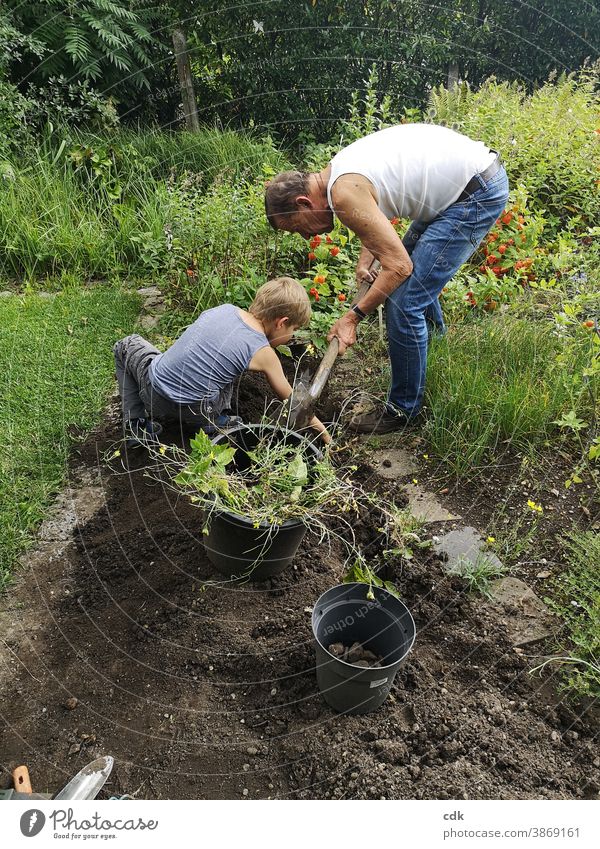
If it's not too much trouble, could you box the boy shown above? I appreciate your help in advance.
[113,276,330,445]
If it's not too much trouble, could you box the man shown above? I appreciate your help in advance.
[265,123,509,433]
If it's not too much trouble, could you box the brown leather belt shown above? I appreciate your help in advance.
[456,153,502,202]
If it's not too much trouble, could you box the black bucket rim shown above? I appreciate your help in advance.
[312,582,416,671]
[209,423,322,531]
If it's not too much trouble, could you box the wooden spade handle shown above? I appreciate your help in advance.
[309,262,379,401]
[13,765,32,794]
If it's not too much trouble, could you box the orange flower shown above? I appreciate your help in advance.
[502,213,513,225]
[498,244,507,254]
[338,293,347,302]
[314,274,326,285]
[330,246,340,256]
[186,268,195,277]
[583,320,595,328]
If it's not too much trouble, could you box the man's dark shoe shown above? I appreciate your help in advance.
[348,406,421,434]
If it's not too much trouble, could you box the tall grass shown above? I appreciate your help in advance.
[0,126,290,281]
[109,126,289,185]
[424,315,595,473]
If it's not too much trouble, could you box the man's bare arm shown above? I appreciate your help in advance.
[331,174,413,314]
[327,175,413,352]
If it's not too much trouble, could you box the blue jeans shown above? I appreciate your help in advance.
[385,166,509,417]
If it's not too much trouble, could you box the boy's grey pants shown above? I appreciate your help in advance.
[113,334,233,425]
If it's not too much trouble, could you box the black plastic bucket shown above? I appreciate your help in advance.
[203,425,321,581]
[312,582,416,714]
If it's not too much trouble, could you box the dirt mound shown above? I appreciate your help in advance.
[0,402,598,800]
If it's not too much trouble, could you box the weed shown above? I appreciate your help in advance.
[446,553,508,599]
[542,530,600,698]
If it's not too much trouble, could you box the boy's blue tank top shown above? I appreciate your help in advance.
[149,304,269,405]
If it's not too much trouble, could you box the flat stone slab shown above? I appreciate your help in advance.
[139,314,160,331]
[403,483,458,522]
[434,525,501,568]
[372,448,418,479]
[489,576,558,647]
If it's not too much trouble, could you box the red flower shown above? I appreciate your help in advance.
[307,251,316,260]
[492,265,502,275]
[502,213,513,225]
[583,320,595,328]
[390,217,400,226]
[330,246,340,256]
[487,255,498,265]
[498,244,507,254]
[338,293,347,302]
[325,235,333,243]
[479,265,487,273]
[309,287,318,297]
[314,274,326,285]
[309,235,322,248]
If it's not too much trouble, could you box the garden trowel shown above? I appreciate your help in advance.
[283,261,379,432]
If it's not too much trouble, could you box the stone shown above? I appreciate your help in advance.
[139,314,159,331]
[434,526,503,570]
[327,642,346,658]
[402,483,458,522]
[346,642,364,663]
[489,576,558,646]
[372,448,418,479]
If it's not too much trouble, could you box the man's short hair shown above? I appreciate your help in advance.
[264,170,310,229]
[249,276,311,327]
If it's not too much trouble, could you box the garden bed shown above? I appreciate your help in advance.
[0,386,598,801]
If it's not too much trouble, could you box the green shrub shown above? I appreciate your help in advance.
[428,70,600,233]
[0,78,33,155]
[161,174,305,321]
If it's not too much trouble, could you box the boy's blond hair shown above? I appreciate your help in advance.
[249,276,311,327]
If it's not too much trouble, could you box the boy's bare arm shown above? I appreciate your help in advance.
[249,347,331,443]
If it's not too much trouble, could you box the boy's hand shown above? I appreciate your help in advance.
[310,415,331,444]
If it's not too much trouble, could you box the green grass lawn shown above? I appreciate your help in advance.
[0,288,140,589]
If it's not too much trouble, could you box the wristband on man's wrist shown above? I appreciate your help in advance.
[350,303,367,320]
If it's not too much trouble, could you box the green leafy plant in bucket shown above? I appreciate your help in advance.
[142,427,411,594]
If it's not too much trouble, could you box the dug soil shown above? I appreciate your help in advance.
[0,373,598,801]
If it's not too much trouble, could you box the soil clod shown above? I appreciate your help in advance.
[328,641,384,667]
